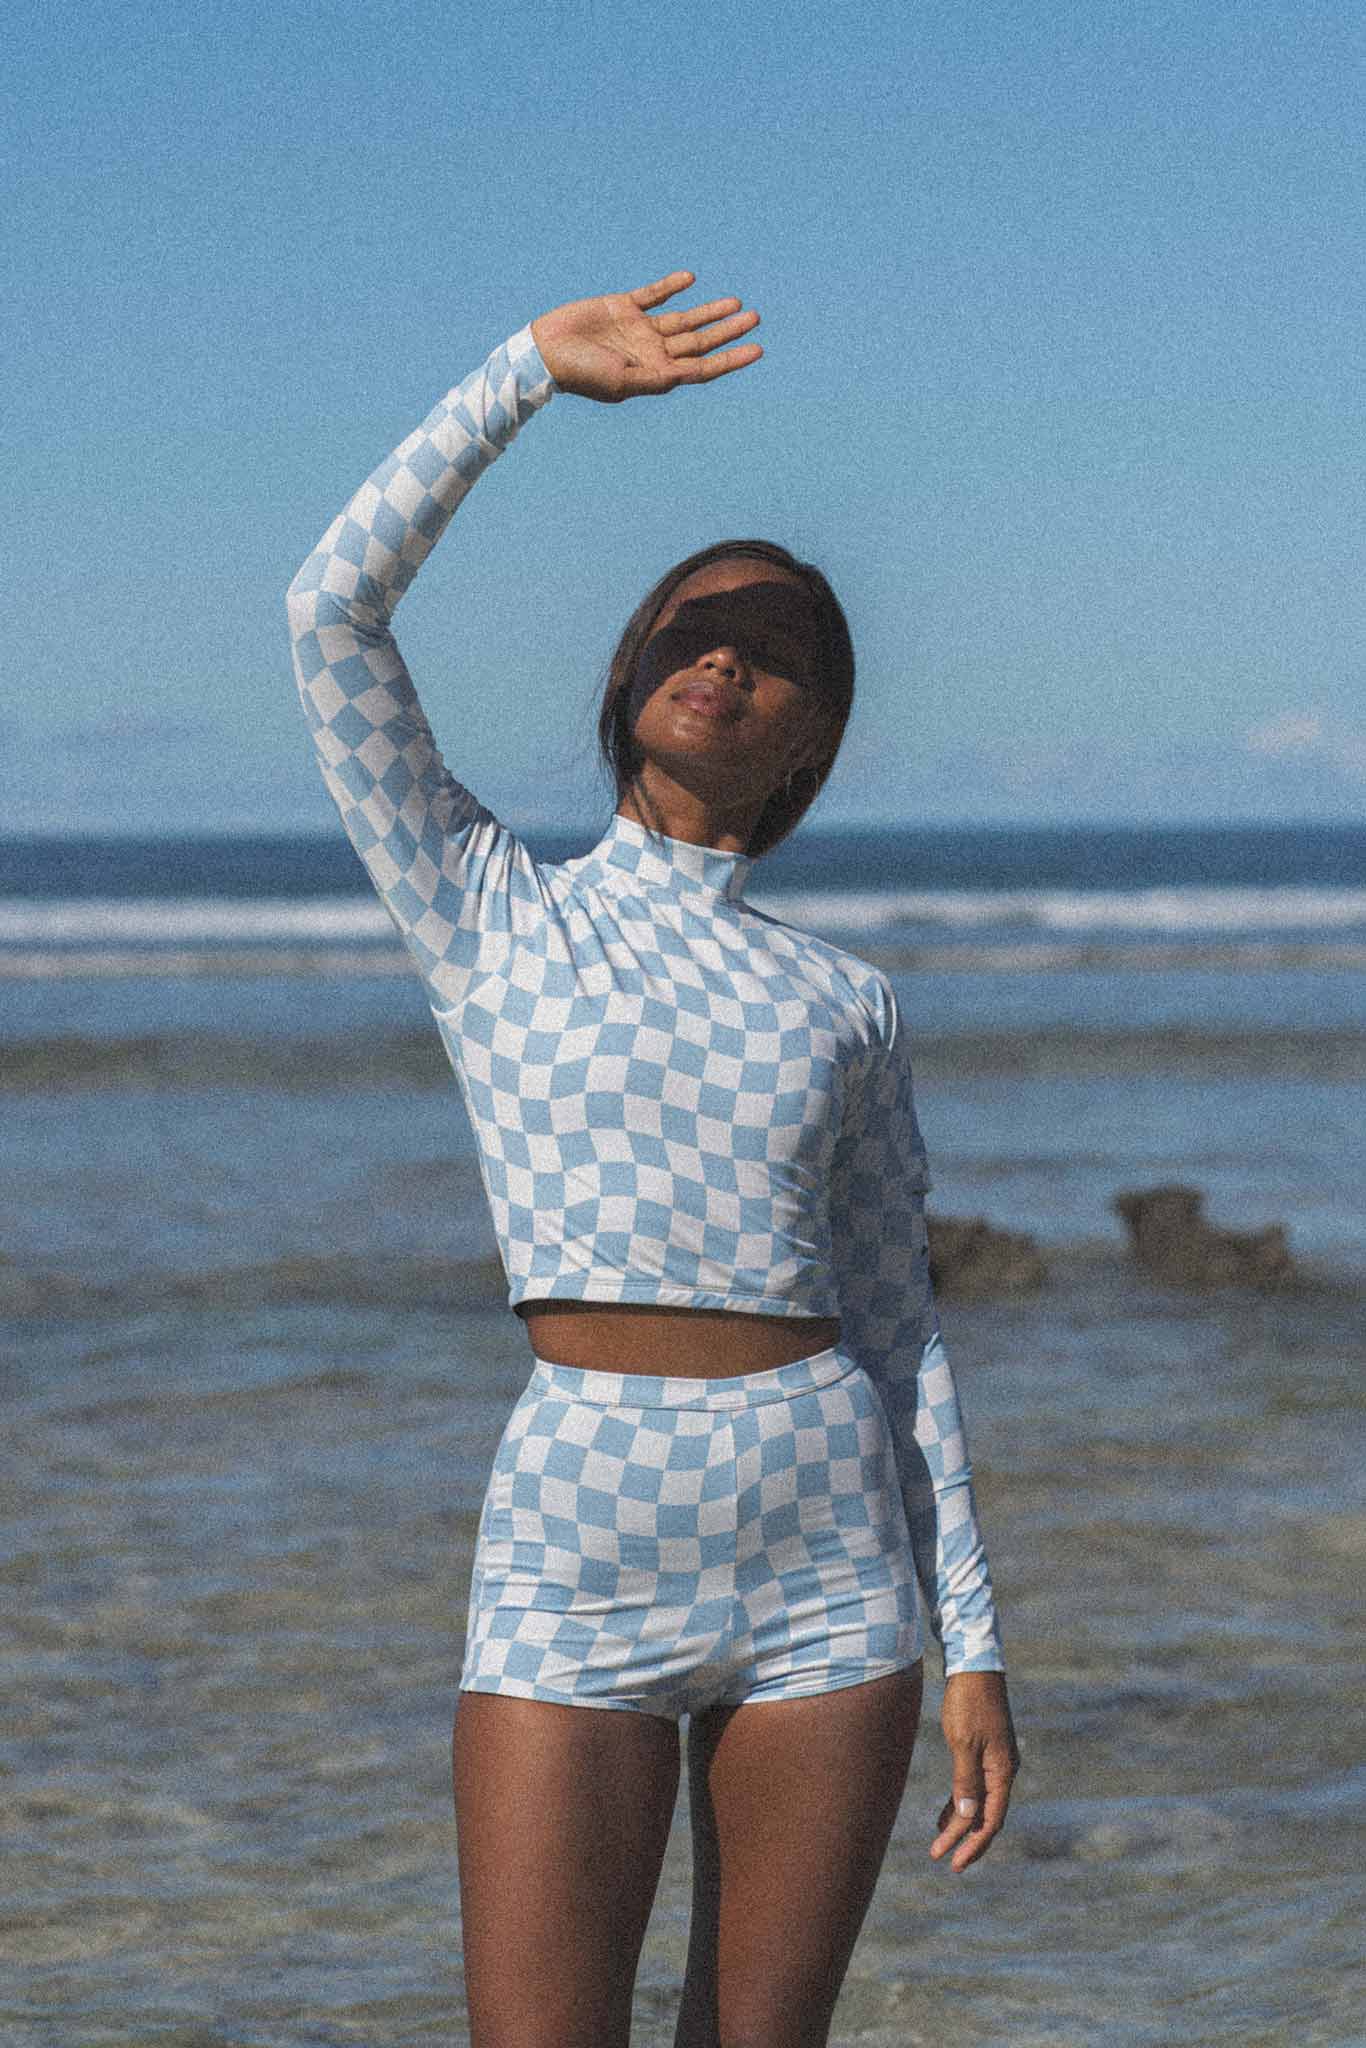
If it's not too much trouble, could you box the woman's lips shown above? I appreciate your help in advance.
[673,680,742,720]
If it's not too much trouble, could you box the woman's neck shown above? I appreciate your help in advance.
[616,768,762,854]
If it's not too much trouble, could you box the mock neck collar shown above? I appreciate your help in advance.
[586,813,754,902]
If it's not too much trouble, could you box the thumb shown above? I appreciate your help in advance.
[930,1760,985,1861]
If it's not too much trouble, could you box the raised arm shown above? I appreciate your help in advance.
[829,989,1018,1868]
[285,326,554,998]
[286,272,761,1003]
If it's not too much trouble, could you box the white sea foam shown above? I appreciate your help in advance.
[2,884,1365,964]
[0,897,394,943]
[750,885,1366,937]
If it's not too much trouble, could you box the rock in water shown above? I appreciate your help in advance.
[1112,1184,1296,1289]
[926,1215,1048,1301]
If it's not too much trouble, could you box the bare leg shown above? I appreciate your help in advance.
[452,1691,681,2048]
[675,1664,923,2048]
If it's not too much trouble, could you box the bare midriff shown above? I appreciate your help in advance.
[518,1302,843,1378]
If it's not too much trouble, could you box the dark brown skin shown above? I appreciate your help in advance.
[451,272,1019,2048]
[522,1299,844,1376]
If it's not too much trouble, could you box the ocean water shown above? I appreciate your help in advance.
[3,823,1364,2045]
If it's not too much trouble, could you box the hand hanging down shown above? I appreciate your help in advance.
[532,270,762,402]
[931,1669,1020,1872]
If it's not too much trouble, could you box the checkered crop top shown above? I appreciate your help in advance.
[286,326,1003,1673]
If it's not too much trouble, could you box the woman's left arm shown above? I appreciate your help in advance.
[829,983,1019,1869]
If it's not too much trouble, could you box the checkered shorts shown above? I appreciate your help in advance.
[460,1344,923,1717]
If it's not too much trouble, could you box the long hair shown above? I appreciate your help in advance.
[597,540,855,858]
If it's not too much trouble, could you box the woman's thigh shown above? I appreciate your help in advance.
[452,1692,681,2048]
[676,1664,924,2048]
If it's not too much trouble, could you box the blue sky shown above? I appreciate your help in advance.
[8,0,1366,834]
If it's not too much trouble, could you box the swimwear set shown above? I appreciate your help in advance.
[287,325,1005,1715]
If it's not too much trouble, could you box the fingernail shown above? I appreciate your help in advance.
[956,1796,977,1818]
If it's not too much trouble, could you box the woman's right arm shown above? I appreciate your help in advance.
[286,273,761,995]
[285,325,556,998]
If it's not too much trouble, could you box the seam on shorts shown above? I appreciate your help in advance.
[526,1344,858,1411]
[713,1654,925,1709]
[457,1675,681,1720]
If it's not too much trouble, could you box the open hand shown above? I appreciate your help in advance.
[930,1670,1019,1872]
[531,270,762,402]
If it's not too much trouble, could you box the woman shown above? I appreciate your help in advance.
[287,271,1017,2048]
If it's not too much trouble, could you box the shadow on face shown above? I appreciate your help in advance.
[627,570,824,727]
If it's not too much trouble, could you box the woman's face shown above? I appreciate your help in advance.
[627,558,825,809]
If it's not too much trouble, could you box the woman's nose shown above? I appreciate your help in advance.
[699,644,747,680]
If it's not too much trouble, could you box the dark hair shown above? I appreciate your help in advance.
[597,539,855,858]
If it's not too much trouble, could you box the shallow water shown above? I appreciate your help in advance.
[4,1252,1364,2046]
[4,935,1364,2044]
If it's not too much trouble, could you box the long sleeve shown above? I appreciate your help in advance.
[285,326,556,1005]
[829,985,1005,1675]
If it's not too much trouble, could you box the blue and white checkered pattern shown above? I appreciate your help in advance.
[286,328,1004,1676]
[461,1347,922,1714]
[830,1055,1004,1671]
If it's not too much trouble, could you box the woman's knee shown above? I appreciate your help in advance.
[712,2010,836,2048]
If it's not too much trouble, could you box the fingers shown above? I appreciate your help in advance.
[670,339,764,384]
[932,1669,1018,1871]
[556,274,761,398]
[931,1753,1013,1872]
[629,269,697,310]
[623,319,762,392]
[977,1760,1014,1850]
[664,307,761,358]
[930,1703,1018,1874]
[931,1797,998,1872]
[613,339,763,397]
[930,1777,987,1870]
[658,307,762,388]
[653,295,745,337]
[617,274,763,391]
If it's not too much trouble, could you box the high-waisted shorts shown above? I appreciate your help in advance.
[459,1344,923,1718]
